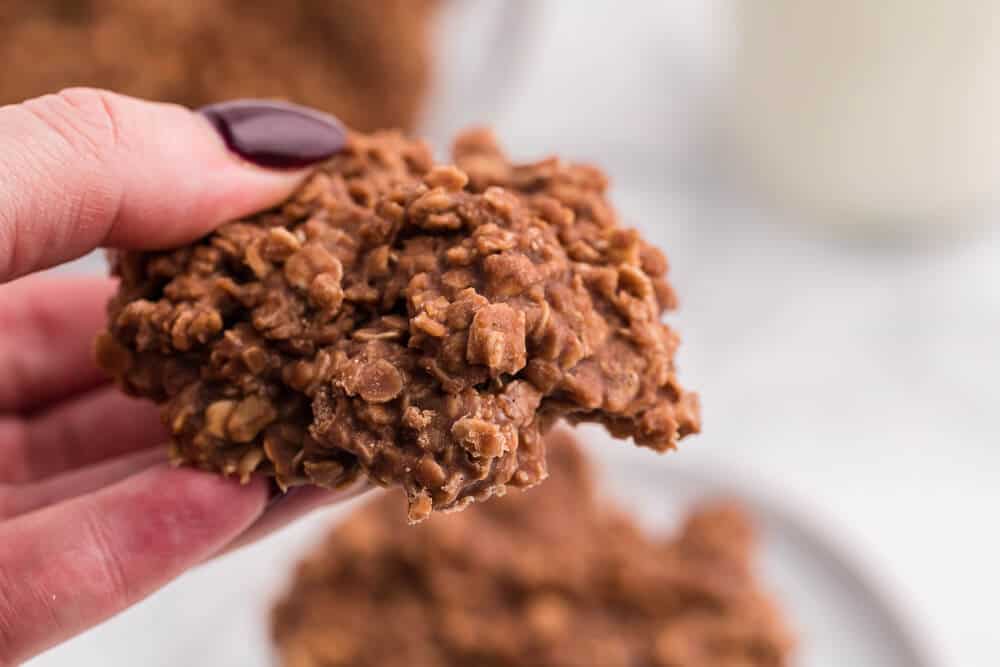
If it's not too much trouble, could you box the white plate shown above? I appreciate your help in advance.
[31,434,945,667]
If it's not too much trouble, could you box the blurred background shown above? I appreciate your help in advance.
[11,1,999,665]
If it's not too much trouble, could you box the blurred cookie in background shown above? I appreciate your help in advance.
[0,0,439,132]
[271,430,794,667]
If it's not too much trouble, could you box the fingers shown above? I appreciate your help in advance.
[0,448,166,519]
[0,465,268,664]
[222,480,373,555]
[0,89,331,282]
[0,275,115,413]
[0,387,165,484]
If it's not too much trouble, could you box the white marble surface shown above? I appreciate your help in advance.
[27,1,1000,665]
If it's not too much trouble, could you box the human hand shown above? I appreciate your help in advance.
[0,89,361,664]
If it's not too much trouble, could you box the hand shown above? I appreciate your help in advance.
[0,88,358,664]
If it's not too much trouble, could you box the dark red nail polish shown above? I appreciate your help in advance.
[199,99,347,169]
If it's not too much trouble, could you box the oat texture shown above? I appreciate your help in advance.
[272,432,793,667]
[0,0,438,132]
[96,129,700,522]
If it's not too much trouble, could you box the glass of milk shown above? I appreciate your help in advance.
[722,0,1000,227]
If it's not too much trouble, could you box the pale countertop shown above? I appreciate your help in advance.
[30,1,1000,665]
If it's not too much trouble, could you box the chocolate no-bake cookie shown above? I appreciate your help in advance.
[0,0,437,132]
[96,128,700,522]
[272,432,793,667]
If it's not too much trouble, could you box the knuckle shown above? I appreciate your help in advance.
[52,87,124,158]
[22,88,119,161]
[79,506,132,611]
[16,88,126,246]
[20,88,126,174]
[0,502,132,664]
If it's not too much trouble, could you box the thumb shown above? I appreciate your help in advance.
[0,89,346,283]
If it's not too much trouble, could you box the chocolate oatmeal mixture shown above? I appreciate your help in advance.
[0,0,437,132]
[272,432,794,667]
[96,128,700,522]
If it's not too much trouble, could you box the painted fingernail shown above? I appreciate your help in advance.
[198,99,347,169]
